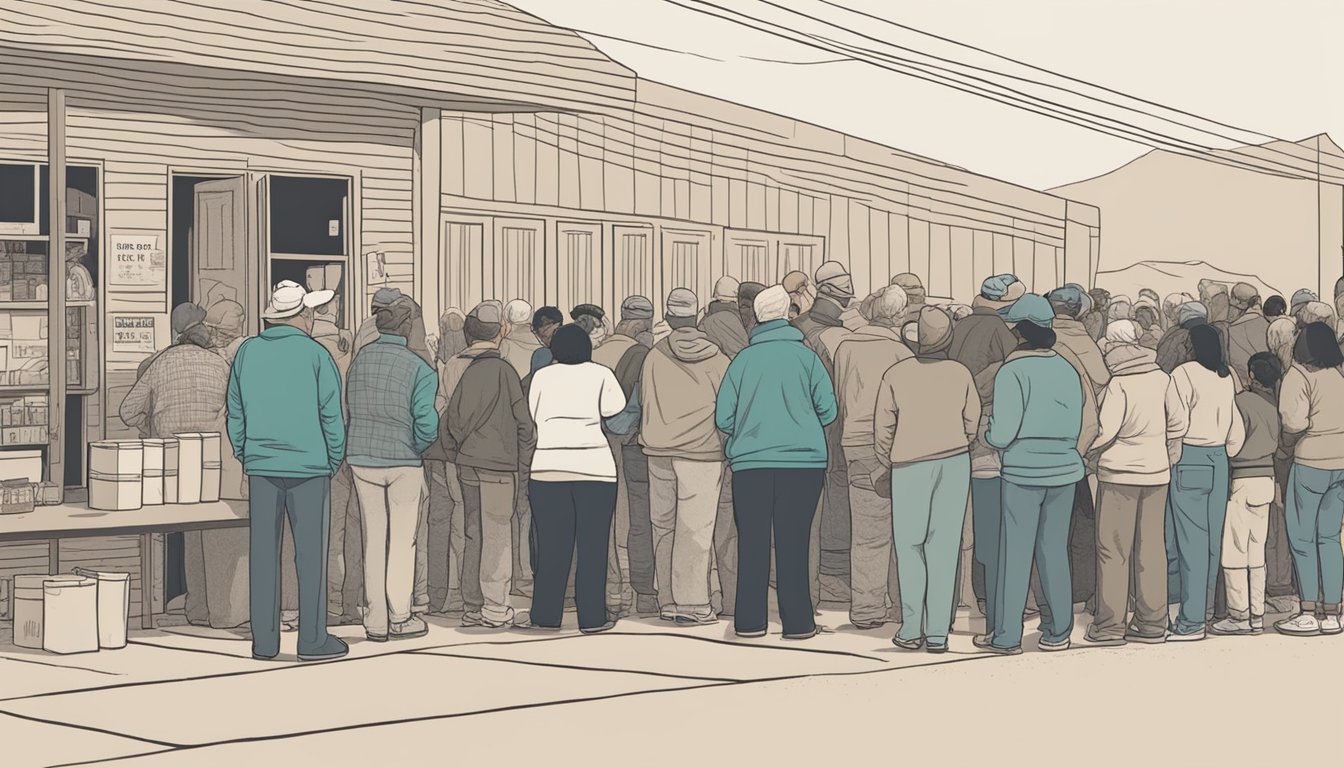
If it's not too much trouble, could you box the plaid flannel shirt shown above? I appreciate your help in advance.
[345,334,439,467]
[120,344,230,438]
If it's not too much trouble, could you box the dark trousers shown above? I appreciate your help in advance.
[1069,478,1096,604]
[733,467,824,636]
[249,475,331,658]
[623,444,655,598]
[528,480,616,630]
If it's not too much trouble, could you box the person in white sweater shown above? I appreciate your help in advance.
[524,324,627,634]
[1085,336,1184,645]
[1165,324,1245,641]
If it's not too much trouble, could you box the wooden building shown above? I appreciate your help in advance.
[0,0,1099,622]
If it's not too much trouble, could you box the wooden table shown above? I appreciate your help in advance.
[0,500,250,629]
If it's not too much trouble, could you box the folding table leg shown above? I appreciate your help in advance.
[140,532,153,630]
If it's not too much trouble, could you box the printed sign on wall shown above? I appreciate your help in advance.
[112,315,158,354]
[109,234,167,290]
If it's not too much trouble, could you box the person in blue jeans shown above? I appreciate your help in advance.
[1275,322,1344,636]
[976,294,1085,655]
[1165,324,1244,640]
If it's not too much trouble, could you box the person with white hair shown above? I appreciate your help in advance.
[830,285,912,629]
[715,285,837,640]
[498,299,539,378]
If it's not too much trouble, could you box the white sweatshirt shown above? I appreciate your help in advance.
[1092,367,1183,486]
[528,361,627,482]
[1167,362,1245,457]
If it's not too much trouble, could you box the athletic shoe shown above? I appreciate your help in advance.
[1210,618,1258,636]
[1320,614,1342,635]
[891,636,923,651]
[1275,613,1321,636]
[297,635,349,662]
[580,621,618,635]
[391,616,429,639]
[1038,637,1071,652]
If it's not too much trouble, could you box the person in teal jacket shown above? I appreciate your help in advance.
[227,280,348,663]
[715,284,837,640]
[976,294,1085,655]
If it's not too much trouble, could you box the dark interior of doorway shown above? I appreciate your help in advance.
[164,175,226,604]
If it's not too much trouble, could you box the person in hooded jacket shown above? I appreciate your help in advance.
[1166,324,1245,641]
[874,306,978,654]
[1274,323,1344,636]
[1084,320,1183,646]
[700,276,749,359]
[950,274,1022,378]
[715,285,837,641]
[1226,283,1270,382]
[977,295,1085,655]
[831,285,912,629]
[640,289,731,625]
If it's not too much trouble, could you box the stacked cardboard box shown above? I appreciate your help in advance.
[0,394,47,446]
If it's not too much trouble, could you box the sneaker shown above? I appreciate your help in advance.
[1321,615,1343,635]
[981,642,1023,656]
[1123,624,1168,644]
[460,611,486,628]
[251,650,279,661]
[1083,626,1127,647]
[1250,616,1265,633]
[297,635,349,662]
[925,638,948,654]
[580,620,618,635]
[1038,637,1071,652]
[891,636,924,651]
[1210,618,1256,636]
[1275,613,1321,636]
[1167,627,1206,643]
[971,634,995,650]
[783,625,834,641]
[735,627,767,639]
[674,612,719,627]
[851,619,886,631]
[513,617,562,633]
[391,616,429,639]
[365,631,389,643]
[476,613,515,630]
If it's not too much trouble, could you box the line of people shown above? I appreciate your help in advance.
[132,260,1344,660]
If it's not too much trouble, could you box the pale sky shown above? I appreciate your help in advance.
[510,0,1344,190]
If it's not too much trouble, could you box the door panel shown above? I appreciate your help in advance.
[441,215,489,312]
[660,228,712,317]
[495,218,545,306]
[726,234,777,285]
[611,224,653,313]
[556,221,601,313]
[193,177,248,321]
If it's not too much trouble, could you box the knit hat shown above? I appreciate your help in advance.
[869,284,908,325]
[1291,289,1318,314]
[1106,319,1139,345]
[917,306,954,356]
[371,287,404,309]
[504,299,532,325]
[664,288,698,319]
[571,303,605,322]
[1002,294,1055,328]
[466,300,503,337]
[1230,282,1260,310]
[620,296,654,321]
[739,281,767,302]
[1046,285,1086,317]
[713,276,740,302]
[753,285,791,323]
[1177,301,1209,325]
[814,261,855,300]
[171,302,207,334]
[891,272,925,296]
[203,299,244,335]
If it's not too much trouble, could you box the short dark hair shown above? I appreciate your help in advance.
[1190,323,1229,377]
[550,324,593,364]
[1264,296,1287,317]
[1247,352,1282,390]
[1014,321,1056,349]
[1134,305,1159,329]
[1294,322,1344,368]
[532,306,563,332]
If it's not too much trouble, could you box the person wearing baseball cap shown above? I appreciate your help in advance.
[975,294,1086,655]
[716,284,837,640]
[227,279,348,662]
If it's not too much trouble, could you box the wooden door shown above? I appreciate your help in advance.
[660,228,713,317]
[556,221,601,313]
[193,177,250,329]
[611,224,653,313]
[725,233,778,285]
[494,218,545,306]
[441,215,489,312]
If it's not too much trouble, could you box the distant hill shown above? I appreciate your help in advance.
[1051,134,1344,298]
[1095,260,1280,303]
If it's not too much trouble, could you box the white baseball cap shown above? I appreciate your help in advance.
[261,280,335,320]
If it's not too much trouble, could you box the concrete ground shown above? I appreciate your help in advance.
[0,603,1336,767]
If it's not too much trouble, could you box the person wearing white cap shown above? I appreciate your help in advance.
[227,280,348,662]
[498,299,538,379]
[715,285,837,640]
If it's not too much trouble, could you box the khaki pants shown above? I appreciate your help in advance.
[843,447,899,627]
[459,466,518,624]
[648,456,723,618]
[1222,476,1274,619]
[1093,482,1168,640]
[607,435,634,612]
[351,465,428,636]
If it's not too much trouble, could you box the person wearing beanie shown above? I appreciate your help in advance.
[1208,352,1281,637]
[593,295,657,618]
[1083,317,1181,646]
[794,262,855,352]
[873,306,978,653]
[525,325,627,634]
[1275,323,1344,636]
[1157,300,1210,374]
[976,294,1085,655]
[831,285,912,629]
[1226,282,1269,383]
[497,299,540,378]
[444,302,535,630]
[950,274,1021,378]
[701,276,750,359]
[204,299,247,366]
[640,288,731,625]
[891,273,927,326]
[1290,288,1318,319]
[715,284,837,640]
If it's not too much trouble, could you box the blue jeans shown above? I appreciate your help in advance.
[970,477,1002,631]
[1285,464,1344,608]
[890,454,971,644]
[249,475,332,658]
[992,481,1074,649]
[1167,445,1229,635]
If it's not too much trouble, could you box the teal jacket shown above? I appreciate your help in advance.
[987,349,1085,488]
[715,320,837,471]
[226,324,346,478]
